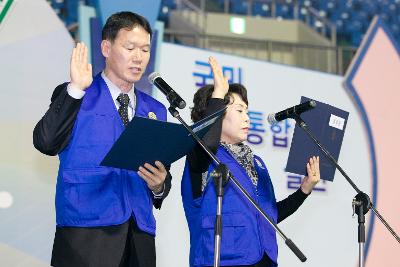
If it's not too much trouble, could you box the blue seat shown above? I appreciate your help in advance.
[49,0,400,46]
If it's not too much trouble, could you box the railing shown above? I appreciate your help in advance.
[176,0,337,45]
[176,0,207,33]
[164,29,357,75]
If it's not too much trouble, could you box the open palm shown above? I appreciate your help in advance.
[70,42,93,90]
[209,56,229,98]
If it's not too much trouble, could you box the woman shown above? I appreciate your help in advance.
[181,57,320,267]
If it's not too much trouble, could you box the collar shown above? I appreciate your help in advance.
[101,72,136,108]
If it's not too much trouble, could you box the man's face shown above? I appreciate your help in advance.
[102,26,151,85]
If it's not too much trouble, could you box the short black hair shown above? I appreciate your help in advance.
[191,83,248,123]
[102,11,152,42]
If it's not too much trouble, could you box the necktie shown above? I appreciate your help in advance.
[117,93,130,127]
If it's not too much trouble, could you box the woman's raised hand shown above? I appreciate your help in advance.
[209,56,229,99]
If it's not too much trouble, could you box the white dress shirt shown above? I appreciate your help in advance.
[67,72,136,120]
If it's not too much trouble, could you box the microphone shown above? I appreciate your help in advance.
[148,72,186,109]
[267,100,317,124]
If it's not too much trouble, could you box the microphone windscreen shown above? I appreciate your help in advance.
[148,72,161,84]
[267,113,277,125]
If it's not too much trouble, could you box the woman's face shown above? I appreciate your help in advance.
[221,93,250,144]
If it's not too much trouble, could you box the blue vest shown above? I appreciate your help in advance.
[55,74,167,235]
[181,146,278,266]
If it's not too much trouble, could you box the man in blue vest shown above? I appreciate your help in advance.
[33,12,171,267]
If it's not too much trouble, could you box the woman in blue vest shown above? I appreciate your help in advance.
[181,57,321,267]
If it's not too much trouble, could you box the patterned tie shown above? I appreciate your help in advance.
[117,93,130,127]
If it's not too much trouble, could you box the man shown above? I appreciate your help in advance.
[33,12,171,267]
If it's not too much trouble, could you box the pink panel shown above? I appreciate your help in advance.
[351,28,400,267]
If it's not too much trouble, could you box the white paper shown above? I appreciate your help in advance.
[329,114,345,130]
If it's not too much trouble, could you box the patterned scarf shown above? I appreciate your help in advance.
[221,142,259,187]
[201,142,259,191]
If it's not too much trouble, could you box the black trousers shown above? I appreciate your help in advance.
[206,254,274,267]
[51,218,155,267]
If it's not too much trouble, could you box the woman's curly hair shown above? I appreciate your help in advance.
[191,83,248,123]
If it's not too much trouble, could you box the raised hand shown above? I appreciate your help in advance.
[301,156,321,194]
[70,42,93,91]
[209,56,229,99]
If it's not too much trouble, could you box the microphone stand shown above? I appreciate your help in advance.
[292,114,400,267]
[167,105,307,267]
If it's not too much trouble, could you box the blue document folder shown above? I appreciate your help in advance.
[285,97,349,181]
[101,108,226,171]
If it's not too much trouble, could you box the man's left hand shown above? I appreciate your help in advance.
[137,161,167,194]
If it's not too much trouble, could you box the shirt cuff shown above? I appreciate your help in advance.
[297,187,311,198]
[67,83,86,99]
[152,183,165,199]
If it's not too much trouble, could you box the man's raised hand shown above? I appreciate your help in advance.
[70,42,93,91]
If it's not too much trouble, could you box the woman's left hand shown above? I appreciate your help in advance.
[301,156,321,194]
